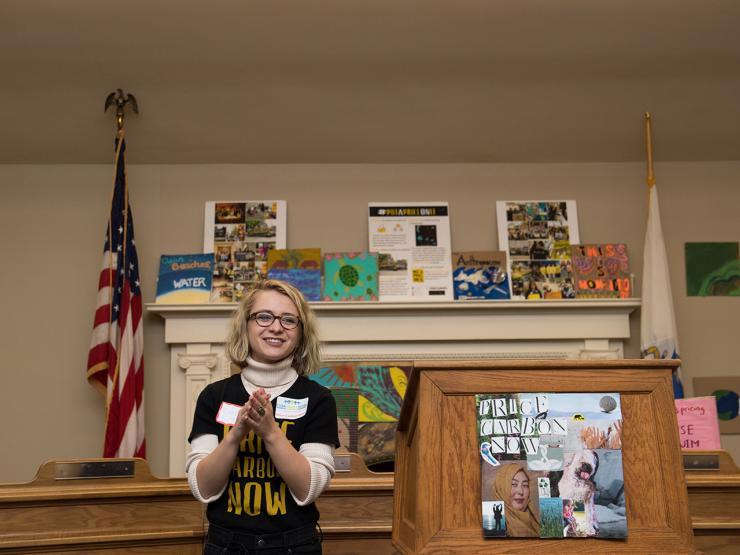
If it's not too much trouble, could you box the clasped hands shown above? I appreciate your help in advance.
[232,388,277,440]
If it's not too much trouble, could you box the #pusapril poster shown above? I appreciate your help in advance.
[476,392,627,539]
[368,202,454,301]
[496,201,579,300]
[204,201,287,302]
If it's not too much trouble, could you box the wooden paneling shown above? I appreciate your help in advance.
[393,359,697,554]
[686,451,740,554]
[0,459,204,554]
[2,392,739,554]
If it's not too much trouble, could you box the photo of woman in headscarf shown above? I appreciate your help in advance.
[491,463,540,537]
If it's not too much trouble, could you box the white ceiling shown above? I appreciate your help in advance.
[2,0,739,164]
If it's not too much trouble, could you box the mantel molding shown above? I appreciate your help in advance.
[146,298,640,346]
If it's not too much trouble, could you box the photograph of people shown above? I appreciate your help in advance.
[187,279,339,553]
[492,463,540,537]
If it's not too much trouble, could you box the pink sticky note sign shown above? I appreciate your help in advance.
[675,397,722,450]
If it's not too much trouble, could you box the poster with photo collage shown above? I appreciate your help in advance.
[204,201,287,303]
[476,392,627,540]
[496,201,579,300]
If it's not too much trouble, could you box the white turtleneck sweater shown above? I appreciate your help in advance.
[186,356,335,505]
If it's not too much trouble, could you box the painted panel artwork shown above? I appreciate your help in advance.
[496,201,579,300]
[267,248,322,301]
[155,254,213,303]
[570,243,631,299]
[323,252,379,301]
[476,393,627,539]
[685,242,740,296]
[310,363,412,469]
[452,251,511,300]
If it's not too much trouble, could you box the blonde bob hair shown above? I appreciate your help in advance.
[225,279,321,375]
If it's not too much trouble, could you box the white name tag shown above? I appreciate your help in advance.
[275,397,309,420]
[216,402,241,426]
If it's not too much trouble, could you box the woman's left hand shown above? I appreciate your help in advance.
[245,388,278,440]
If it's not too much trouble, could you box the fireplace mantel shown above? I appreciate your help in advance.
[147,298,640,475]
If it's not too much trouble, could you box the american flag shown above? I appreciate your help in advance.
[86,132,146,457]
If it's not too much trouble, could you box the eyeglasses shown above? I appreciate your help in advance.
[248,311,301,330]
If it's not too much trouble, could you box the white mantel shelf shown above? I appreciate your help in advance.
[146,298,640,476]
[147,298,640,360]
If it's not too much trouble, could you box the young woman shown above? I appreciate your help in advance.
[492,463,540,537]
[187,279,339,554]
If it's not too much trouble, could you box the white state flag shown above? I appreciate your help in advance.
[640,183,684,397]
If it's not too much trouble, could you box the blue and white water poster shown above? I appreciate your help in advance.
[155,254,213,303]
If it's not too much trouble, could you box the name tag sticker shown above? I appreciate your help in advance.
[216,402,241,426]
[275,397,309,420]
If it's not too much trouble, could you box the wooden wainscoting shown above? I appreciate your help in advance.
[319,453,396,555]
[0,459,204,554]
[0,456,396,555]
[686,451,740,555]
[2,452,737,554]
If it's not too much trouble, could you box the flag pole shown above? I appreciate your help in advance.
[644,112,655,187]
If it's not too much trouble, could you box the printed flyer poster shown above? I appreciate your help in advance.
[204,201,287,302]
[476,392,627,540]
[496,201,579,300]
[368,202,454,301]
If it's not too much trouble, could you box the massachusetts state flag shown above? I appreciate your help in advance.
[640,182,684,398]
[86,131,146,457]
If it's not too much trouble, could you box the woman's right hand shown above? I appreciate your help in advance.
[228,402,254,443]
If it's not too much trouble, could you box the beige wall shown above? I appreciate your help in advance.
[0,162,738,483]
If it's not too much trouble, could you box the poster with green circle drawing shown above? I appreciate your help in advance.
[685,242,740,296]
[323,252,379,301]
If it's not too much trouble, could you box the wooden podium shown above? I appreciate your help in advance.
[392,359,696,554]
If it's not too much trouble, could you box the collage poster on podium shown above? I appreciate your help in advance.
[476,392,628,539]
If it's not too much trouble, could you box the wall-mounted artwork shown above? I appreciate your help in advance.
[496,201,579,300]
[571,243,631,299]
[694,377,740,434]
[311,363,412,469]
[323,252,379,301]
[368,202,454,301]
[204,200,287,302]
[267,248,322,301]
[685,242,740,296]
[155,254,213,303]
[452,251,511,300]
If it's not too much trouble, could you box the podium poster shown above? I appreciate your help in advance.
[476,392,627,539]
